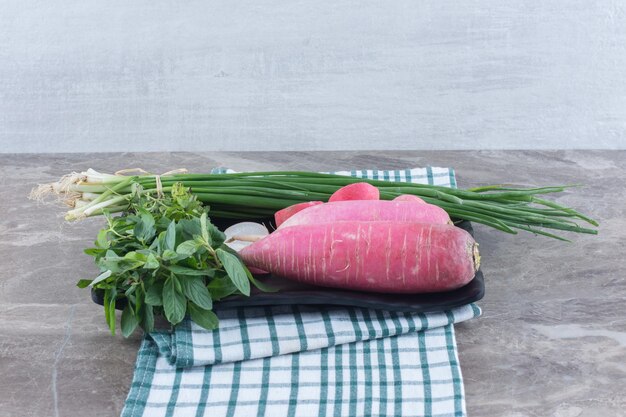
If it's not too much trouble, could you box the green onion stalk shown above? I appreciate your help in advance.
[30,168,598,241]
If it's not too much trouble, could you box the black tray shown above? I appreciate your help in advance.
[92,220,484,313]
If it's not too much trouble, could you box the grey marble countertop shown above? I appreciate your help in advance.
[1,150,624,417]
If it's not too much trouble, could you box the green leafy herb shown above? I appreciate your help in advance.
[180,276,213,310]
[121,305,140,337]
[216,248,251,296]
[163,275,186,325]
[80,183,262,337]
[188,302,219,330]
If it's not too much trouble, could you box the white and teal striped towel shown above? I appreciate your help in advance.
[122,167,482,417]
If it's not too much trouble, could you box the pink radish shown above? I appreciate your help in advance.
[278,200,451,229]
[394,194,426,204]
[328,182,379,202]
[240,221,480,293]
[274,201,323,227]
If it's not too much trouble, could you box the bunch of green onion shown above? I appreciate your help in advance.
[31,168,598,241]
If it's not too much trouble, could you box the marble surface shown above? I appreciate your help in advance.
[0,151,624,417]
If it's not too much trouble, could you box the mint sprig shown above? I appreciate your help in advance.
[79,182,260,336]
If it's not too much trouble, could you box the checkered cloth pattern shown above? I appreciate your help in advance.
[121,167,482,417]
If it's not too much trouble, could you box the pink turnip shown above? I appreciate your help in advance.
[278,200,451,229]
[328,182,379,202]
[240,221,479,293]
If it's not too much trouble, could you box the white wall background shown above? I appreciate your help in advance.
[1,0,626,153]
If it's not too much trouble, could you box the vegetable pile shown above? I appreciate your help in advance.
[30,167,599,335]
[31,169,598,241]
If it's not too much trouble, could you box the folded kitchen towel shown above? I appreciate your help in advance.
[121,167,482,417]
[123,304,480,417]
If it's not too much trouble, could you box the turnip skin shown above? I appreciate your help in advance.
[328,182,380,202]
[240,221,479,294]
[278,200,451,229]
[394,194,426,204]
[274,201,323,227]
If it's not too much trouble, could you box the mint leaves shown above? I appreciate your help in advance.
[216,248,250,296]
[80,182,258,336]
